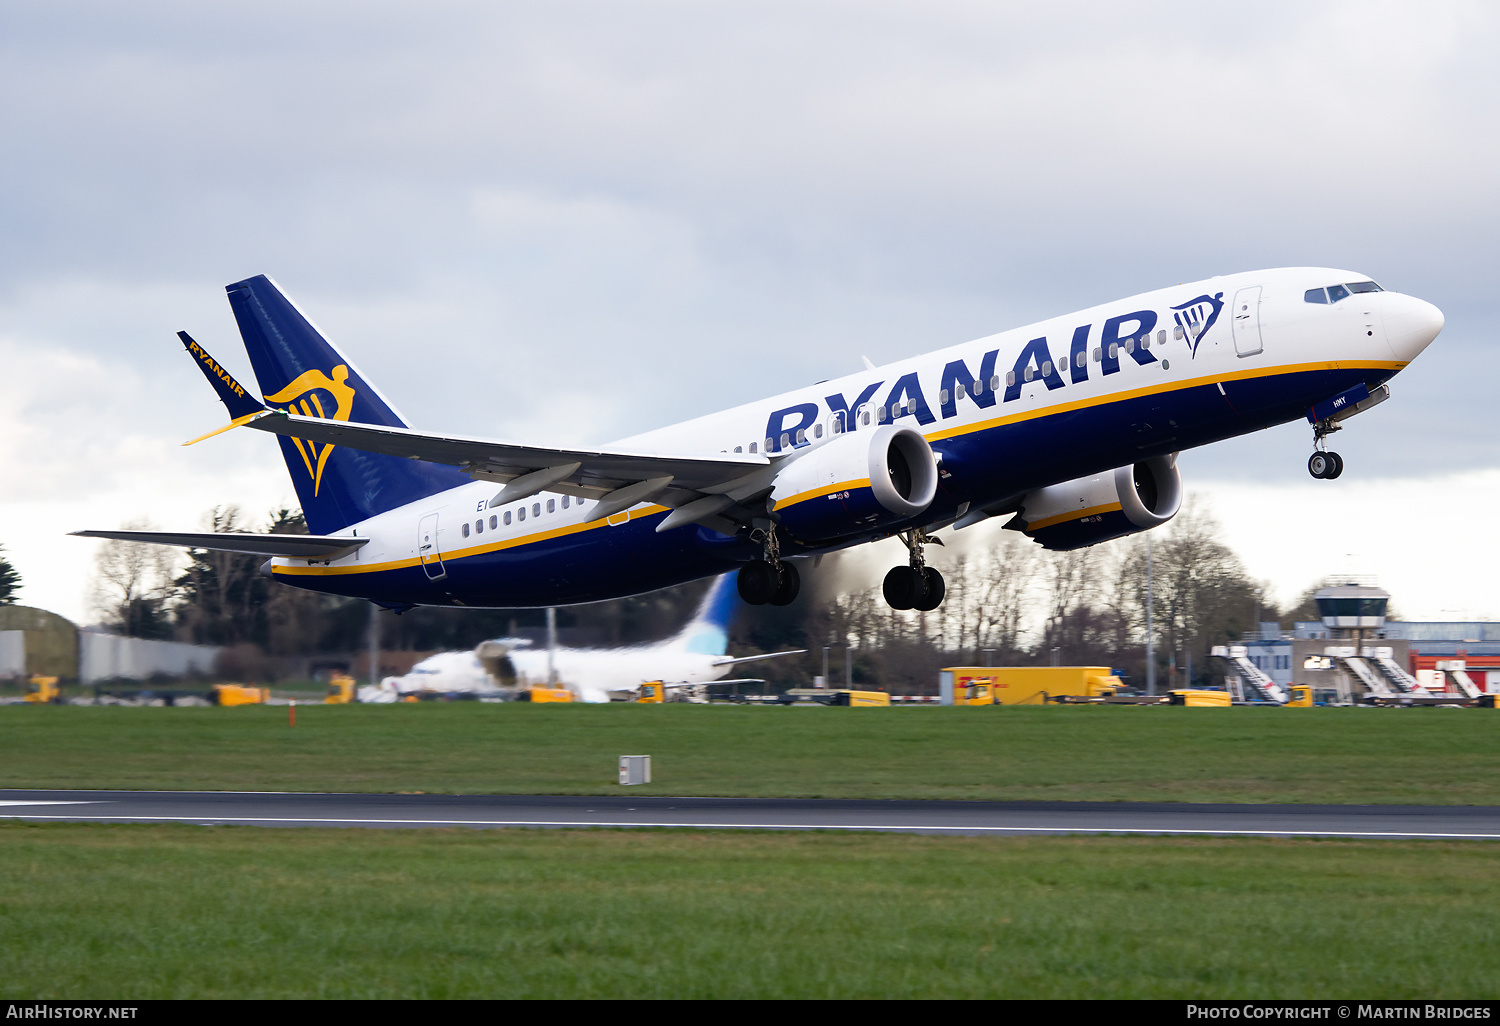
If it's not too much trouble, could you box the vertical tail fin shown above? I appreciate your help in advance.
[669,575,739,656]
[225,275,468,534]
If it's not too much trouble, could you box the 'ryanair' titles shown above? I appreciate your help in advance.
[762,306,1185,451]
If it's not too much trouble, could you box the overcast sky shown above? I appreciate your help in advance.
[1,1,1496,623]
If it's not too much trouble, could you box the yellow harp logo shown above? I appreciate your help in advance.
[264,365,356,496]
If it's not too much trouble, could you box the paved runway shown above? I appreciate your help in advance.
[2,789,1499,839]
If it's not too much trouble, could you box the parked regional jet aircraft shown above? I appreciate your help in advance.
[75,269,1442,612]
[361,574,801,703]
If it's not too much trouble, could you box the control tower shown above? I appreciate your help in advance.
[1314,582,1390,640]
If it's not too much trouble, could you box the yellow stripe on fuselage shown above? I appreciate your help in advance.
[924,359,1405,443]
[272,504,670,577]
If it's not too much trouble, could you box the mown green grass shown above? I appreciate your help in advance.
[1,703,1497,804]
[0,822,1495,998]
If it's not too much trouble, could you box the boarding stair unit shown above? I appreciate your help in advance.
[1437,660,1484,699]
[1323,647,1396,699]
[1210,646,1287,704]
[1362,646,1430,696]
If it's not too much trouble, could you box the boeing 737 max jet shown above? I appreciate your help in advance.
[76,269,1443,612]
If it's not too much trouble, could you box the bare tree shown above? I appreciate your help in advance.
[1114,498,1259,688]
[89,519,179,638]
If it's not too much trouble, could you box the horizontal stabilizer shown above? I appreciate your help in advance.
[70,530,368,560]
[711,649,807,667]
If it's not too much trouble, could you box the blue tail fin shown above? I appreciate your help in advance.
[226,275,468,534]
[670,575,739,655]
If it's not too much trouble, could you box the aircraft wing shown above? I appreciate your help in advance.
[178,332,774,530]
[69,530,368,561]
[247,409,768,498]
[711,649,807,667]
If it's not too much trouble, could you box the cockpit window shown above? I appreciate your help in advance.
[1304,288,1327,304]
[1326,283,1350,303]
[1346,280,1383,294]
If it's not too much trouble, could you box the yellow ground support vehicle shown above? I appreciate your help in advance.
[636,682,665,703]
[1168,689,1232,707]
[1286,685,1313,707]
[523,687,574,703]
[956,679,994,705]
[324,673,356,704]
[23,675,59,704]
[941,666,1121,705]
[830,689,891,706]
[213,684,269,706]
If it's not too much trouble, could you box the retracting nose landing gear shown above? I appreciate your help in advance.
[883,529,945,612]
[1308,450,1343,480]
[736,525,801,607]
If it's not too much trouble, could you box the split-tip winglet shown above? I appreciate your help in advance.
[177,330,267,444]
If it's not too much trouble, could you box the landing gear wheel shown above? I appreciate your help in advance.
[883,566,921,610]
[737,560,777,605]
[1325,451,1344,479]
[1308,452,1333,479]
[912,568,946,612]
[769,561,801,606]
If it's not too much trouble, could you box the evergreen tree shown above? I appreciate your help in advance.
[0,545,20,604]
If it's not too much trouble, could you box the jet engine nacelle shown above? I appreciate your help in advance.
[1006,454,1182,551]
[770,424,939,542]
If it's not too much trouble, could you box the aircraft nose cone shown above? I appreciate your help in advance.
[1385,296,1444,362]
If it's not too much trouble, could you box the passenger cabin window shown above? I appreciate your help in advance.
[547,498,555,514]
[1173,325,1183,339]
[1157,330,1166,345]
[489,515,497,529]
[749,442,757,453]
[517,507,526,522]
[814,423,823,439]
[1005,370,1016,386]
[561,496,569,509]
[1326,284,1351,303]
[504,511,512,525]
[989,375,1000,391]
[734,445,743,453]
[461,523,470,538]
[475,519,483,534]
[532,502,541,518]
[1304,288,1328,304]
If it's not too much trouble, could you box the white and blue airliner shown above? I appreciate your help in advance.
[76,270,1443,612]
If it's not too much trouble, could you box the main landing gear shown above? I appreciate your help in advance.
[882,529,945,612]
[1308,420,1344,480]
[736,526,801,607]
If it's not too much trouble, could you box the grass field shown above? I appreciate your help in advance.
[1,822,1495,999]
[1,703,1497,804]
